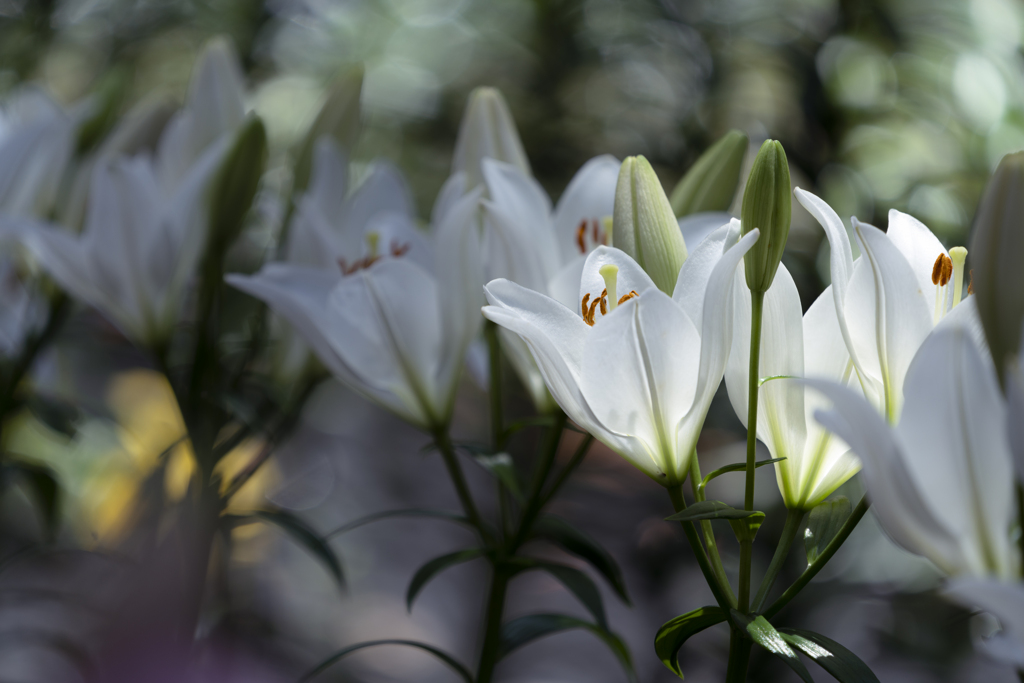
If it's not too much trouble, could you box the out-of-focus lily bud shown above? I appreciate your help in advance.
[452,86,529,188]
[612,155,688,294]
[971,151,1024,385]
[292,66,363,196]
[206,116,268,265]
[669,129,748,217]
[740,139,791,293]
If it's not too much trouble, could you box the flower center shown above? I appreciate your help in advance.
[575,217,612,254]
[580,264,638,326]
[338,232,411,276]
[930,246,968,323]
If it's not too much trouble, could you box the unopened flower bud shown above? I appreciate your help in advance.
[669,129,748,217]
[970,151,1024,385]
[612,155,688,294]
[292,66,363,196]
[740,140,791,293]
[452,87,529,188]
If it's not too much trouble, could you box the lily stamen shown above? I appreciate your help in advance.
[931,252,953,323]
[575,218,610,254]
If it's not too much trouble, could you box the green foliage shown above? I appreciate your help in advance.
[654,605,728,678]
[670,130,748,217]
[407,548,488,611]
[805,496,852,565]
[531,515,630,604]
[298,639,473,683]
[497,613,636,682]
[780,628,881,683]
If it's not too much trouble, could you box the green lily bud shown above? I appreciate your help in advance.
[740,140,791,293]
[970,151,1024,386]
[207,116,268,264]
[670,129,748,217]
[612,155,688,294]
[452,86,530,188]
[292,66,363,196]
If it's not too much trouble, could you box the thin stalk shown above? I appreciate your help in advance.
[738,290,765,615]
[475,567,511,683]
[751,508,803,612]
[538,432,592,510]
[512,412,567,550]
[689,455,735,605]
[668,484,735,609]
[725,628,751,683]
[1017,483,1024,569]
[486,321,504,451]
[432,428,486,541]
[763,496,869,619]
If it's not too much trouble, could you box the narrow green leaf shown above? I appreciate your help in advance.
[805,496,852,565]
[232,509,345,590]
[698,459,785,495]
[498,614,637,682]
[531,515,630,604]
[730,611,814,683]
[728,512,766,543]
[298,639,472,683]
[654,605,727,678]
[407,548,487,612]
[779,628,880,683]
[5,459,60,540]
[507,558,608,627]
[292,66,363,196]
[325,508,473,540]
[665,500,763,522]
[473,452,525,503]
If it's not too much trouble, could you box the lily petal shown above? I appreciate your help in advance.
[551,155,619,263]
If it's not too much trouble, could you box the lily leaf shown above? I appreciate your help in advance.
[531,515,630,604]
[805,496,851,565]
[298,639,472,683]
[3,459,60,541]
[228,509,344,590]
[498,614,637,682]
[506,558,607,627]
[698,459,785,496]
[779,628,880,683]
[407,548,487,612]
[728,513,766,543]
[325,508,473,540]
[654,605,728,678]
[473,452,525,503]
[730,611,814,683]
[665,500,763,522]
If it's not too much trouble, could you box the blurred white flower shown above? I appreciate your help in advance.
[807,326,1018,579]
[483,224,758,484]
[452,86,529,189]
[944,578,1024,669]
[228,188,484,431]
[0,254,45,357]
[798,188,982,423]
[724,218,859,510]
[19,38,248,347]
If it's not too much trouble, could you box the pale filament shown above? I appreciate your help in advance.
[930,247,968,324]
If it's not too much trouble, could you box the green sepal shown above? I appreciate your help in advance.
[670,129,748,216]
[779,628,881,683]
[730,611,814,683]
[406,548,487,612]
[654,605,727,678]
[805,496,851,565]
[497,614,637,682]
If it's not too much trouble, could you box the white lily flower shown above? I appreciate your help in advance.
[483,223,759,484]
[798,189,982,422]
[19,40,247,347]
[452,87,529,189]
[724,219,859,510]
[227,188,484,431]
[806,326,1019,579]
[274,136,418,381]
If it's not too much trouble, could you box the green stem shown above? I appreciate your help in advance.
[667,484,735,609]
[751,508,803,612]
[537,432,592,510]
[763,496,869,619]
[432,428,487,542]
[1017,483,1024,569]
[689,455,735,606]
[475,567,511,683]
[512,412,567,550]
[486,321,504,451]
[738,290,765,614]
[725,627,752,683]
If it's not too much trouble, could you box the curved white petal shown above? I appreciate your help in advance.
[894,327,1017,578]
[805,377,965,575]
[577,246,657,320]
[307,137,349,219]
[342,161,415,239]
[678,212,732,251]
[551,155,619,263]
[672,220,738,323]
[885,209,948,309]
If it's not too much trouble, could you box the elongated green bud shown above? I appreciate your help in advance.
[670,129,748,217]
[207,116,268,262]
[740,140,791,293]
[971,151,1024,386]
[612,155,688,294]
[292,66,363,196]
[452,86,530,188]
